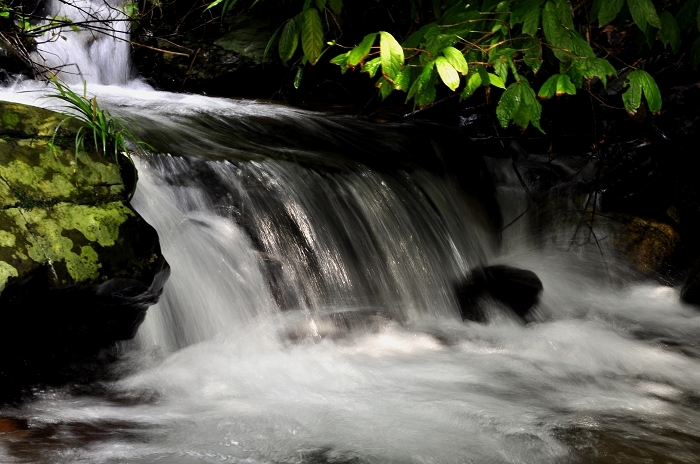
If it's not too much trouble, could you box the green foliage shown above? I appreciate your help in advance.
[497,78,543,131]
[622,70,662,114]
[201,0,700,130]
[45,78,150,164]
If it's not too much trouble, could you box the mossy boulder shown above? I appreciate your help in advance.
[0,101,169,401]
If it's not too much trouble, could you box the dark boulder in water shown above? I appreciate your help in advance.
[455,265,543,322]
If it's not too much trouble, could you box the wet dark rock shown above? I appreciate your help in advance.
[0,102,169,402]
[455,265,543,322]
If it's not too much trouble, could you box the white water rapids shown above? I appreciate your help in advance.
[3,3,700,462]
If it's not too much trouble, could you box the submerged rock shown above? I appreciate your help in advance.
[454,265,543,322]
[0,101,168,400]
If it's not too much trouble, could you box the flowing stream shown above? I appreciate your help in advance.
[3,3,700,462]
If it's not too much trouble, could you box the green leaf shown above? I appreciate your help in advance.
[538,73,576,98]
[433,0,442,19]
[394,67,412,91]
[415,69,438,107]
[594,0,624,25]
[361,57,382,77]
[328,0,342,14]
[460,72,483,100]
[511,0,545,36]
[553,0,574,30]
[316,0,327,11]
[330,51,350,66]
[622,69,662,114]
[330,51,350,73]
[659,12,681,54]
[403,23,436,48]
[476,64,491,86]
[442,47,469,74]
[300,8,324,65]
[436,56,460,91]
[497,79,543,131]
[380,31,405,82]
[692,37,700,70]
[627,0,661,31]
[677,0,700,31]
[488,73,506,89]
[376,77,394,99]
[294,67,304,89]
[489,48,516,82]
[522,37,542,72]
[407,61,435,102]
[263,25,282,62]
[278,18,299,63]
[542,1,572,61]
[348,33,377,66]
[570,32,595,58]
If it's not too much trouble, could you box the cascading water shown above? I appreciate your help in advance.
[3,4,700,463]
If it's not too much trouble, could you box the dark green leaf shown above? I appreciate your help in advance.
[442,47,469,74]
[316,0,327,11]
[300,8,324,65]
[380,31,405,82]
[263,25,282,62]
[677,0,700,31]
[361,57,382,77]
[476,64,491,86]
[403,24,436,48]
[460,72,483,100]
[497,78,543,131]
[348,33,377,66]
[415,69,438,107]
[570,32,595,58]
[511,0,545,36]
[407,61,435,101]
[659,12,681,54]
[542,1,572,61]
[523,37,542,72]
[538,74,559,99]
[622,69,662,114]
[627,0,661,31]
[278,18,299,63]
[692,36,700,70]
[328,0,342,14]
[433,0,442,19]
[595,0,624,25]
[294,66,304,89]
[553,0,574,30]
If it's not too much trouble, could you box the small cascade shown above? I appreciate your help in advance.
[30,0,133,84]
[131,141,495,351]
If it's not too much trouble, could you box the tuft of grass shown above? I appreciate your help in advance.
[45,77,151,164]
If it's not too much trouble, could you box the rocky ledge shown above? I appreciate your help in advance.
[0,101,168,401]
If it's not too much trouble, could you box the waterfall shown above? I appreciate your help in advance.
[30,0,133,84]
[4,8,700,463]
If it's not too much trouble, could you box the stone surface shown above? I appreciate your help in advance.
[455,265,543,322]
[0,101,168,401]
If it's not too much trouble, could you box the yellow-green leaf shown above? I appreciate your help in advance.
[460,72,483,100]
[361,57,382,77]
[442,47,468,75]
[380,31,404,82]
[435,57,460,91]
[348,33,377,66]
[488,73,506,89]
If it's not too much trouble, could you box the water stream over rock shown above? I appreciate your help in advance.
[2,3,700,462]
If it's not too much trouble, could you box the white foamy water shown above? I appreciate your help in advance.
[3,4,700,461]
